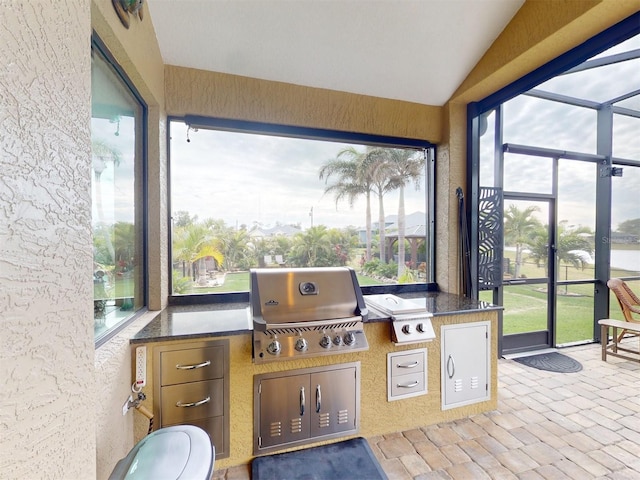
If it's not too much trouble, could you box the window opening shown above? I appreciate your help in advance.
[92,36,147,345]
[168,117,435,301]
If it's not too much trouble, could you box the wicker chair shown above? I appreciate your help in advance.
[607,278,640,341]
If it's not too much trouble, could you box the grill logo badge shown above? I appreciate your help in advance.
[264,300,279,306]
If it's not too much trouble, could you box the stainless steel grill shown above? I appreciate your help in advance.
[250,267,369,363]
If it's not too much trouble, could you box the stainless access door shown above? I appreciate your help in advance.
[258,374,310,449]
[254,363,361,454]
[441,322,490,409]
[309,366,358,439]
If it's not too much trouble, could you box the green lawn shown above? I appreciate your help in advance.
[186,271,250,294]
[179,269,384,294]
[481,286,596,344]
[484,247,639,345]
[95,275,135,299]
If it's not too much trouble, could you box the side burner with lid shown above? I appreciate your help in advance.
[250,267,369,363]
[366,294,436,345]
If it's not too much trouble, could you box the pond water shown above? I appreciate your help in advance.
[611,248,640,273]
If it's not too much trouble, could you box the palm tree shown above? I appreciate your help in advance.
[173,222,224,282]
[289,226,333,267]
[319,147,374,261]
[219,228,250,271]
[503,205,542,279]
[529,222,594,289]
[555,226,594,294]
[113,221,135,276]
[376,148,424,277]
[363,149,403,264]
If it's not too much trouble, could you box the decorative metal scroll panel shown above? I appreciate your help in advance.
[478,187,503,290]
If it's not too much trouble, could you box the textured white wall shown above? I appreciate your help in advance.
[0,1,96,478]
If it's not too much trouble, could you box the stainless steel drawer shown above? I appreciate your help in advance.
[387,348,428,401]
[391,372,425,397]
[390,351,425,377]
[161,345,224,386]
[161,379,224,425]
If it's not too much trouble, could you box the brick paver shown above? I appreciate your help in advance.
[414,441,452,470]
[451,418,486,440]
[379,435,417,458]
[439,444,471,465]
[495,448,540,474]
[400,454,432,477]
[403,428,429,444]
[559,445,613,477]
[445,461,492,479]
[423,425,463,447]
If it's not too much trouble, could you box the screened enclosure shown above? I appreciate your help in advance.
[467,15,640,356]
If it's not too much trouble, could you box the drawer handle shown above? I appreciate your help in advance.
[447,354,456,379]
[398,381,419,388]
[176,396,210,408]
[175,360,211,370]
[315,384,321,413]
[397,361,419,369]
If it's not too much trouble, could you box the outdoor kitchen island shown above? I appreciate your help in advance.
[130,291,500,470]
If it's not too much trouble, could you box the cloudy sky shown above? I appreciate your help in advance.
[91,115,137,226]
[479,34,640,231]
[170,125,427,231]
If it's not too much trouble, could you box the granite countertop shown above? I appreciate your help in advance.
[131,302,252,344]
[365,291,500,321]
[131,291,500,344]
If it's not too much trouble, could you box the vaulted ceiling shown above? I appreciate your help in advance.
[147,0,525,106]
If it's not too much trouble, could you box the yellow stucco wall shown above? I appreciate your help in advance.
[134,311,498,469]
[165,66,442,143]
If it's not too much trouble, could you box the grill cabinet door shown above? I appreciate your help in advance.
[259,374,310,449]
[309,366,357,438]
[441,321,490,409]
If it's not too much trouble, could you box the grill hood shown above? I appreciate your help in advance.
[250,267,368,330]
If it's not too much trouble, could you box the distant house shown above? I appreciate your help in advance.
[249,224,302,239]
[357,212,427,263]
[611,232,640,244]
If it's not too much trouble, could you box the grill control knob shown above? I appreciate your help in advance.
[295,337,308,352]
[343,331,356,346]
[402,324,412,335]
[319,335,331,349]
[333,334,343,346]
[417,323,425,333]
[266,340,281,355]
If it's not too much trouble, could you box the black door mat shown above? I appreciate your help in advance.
[512,352,582,373]
[252,437,388,480]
